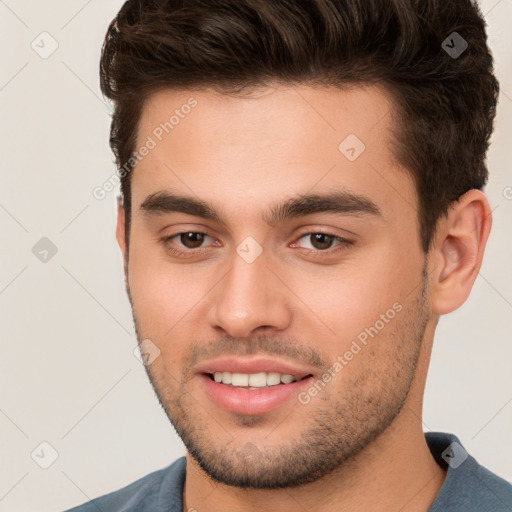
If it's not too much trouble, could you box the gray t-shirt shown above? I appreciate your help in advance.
[62,432,512,511]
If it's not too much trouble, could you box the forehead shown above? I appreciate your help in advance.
[132,84,417,223]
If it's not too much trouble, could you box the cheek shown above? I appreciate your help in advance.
[290,251,419,385]
[127,241,214,337]
[127,251,200,375]
[128,237,230,346]
[294,246,413,343]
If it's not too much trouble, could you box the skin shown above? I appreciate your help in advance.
[116,84,492,511]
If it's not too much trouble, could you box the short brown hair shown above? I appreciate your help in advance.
[100,0,499,253]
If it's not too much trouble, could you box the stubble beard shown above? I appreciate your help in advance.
[128,268,429,489]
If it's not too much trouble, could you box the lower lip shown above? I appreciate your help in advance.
[199,374,314,415]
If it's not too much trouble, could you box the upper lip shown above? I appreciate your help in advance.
[195,357,315,379]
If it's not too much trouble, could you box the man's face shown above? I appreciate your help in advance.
[122,84,431,488]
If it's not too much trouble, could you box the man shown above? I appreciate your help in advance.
[65,0,511,510]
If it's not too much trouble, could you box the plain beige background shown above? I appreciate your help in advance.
[0,1,511,510]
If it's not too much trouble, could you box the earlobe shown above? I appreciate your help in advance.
[430,190,492,315]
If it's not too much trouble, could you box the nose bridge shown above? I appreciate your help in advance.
[207,243,291,337]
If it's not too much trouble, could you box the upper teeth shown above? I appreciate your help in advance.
[213,371,298,387]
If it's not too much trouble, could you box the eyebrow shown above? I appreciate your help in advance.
[140,189,382,226]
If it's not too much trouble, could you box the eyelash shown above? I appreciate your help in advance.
[159,231,354,258]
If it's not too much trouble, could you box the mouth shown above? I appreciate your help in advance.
[204,371,313,389]
[199,371,315,415]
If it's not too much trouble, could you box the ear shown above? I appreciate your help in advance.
[115,194,127,262]
[429,189,492,315]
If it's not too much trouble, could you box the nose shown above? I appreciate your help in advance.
[206,248,293,339]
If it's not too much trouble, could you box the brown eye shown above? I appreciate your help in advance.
[298,233,339,251]
[308,233,335,250]
[179,232,206,249]
[160,231,216,256]
[292,232,354,257]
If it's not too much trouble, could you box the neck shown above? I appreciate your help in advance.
[183,407,446,512]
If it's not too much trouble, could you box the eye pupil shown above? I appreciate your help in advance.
[181,232,205,248]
